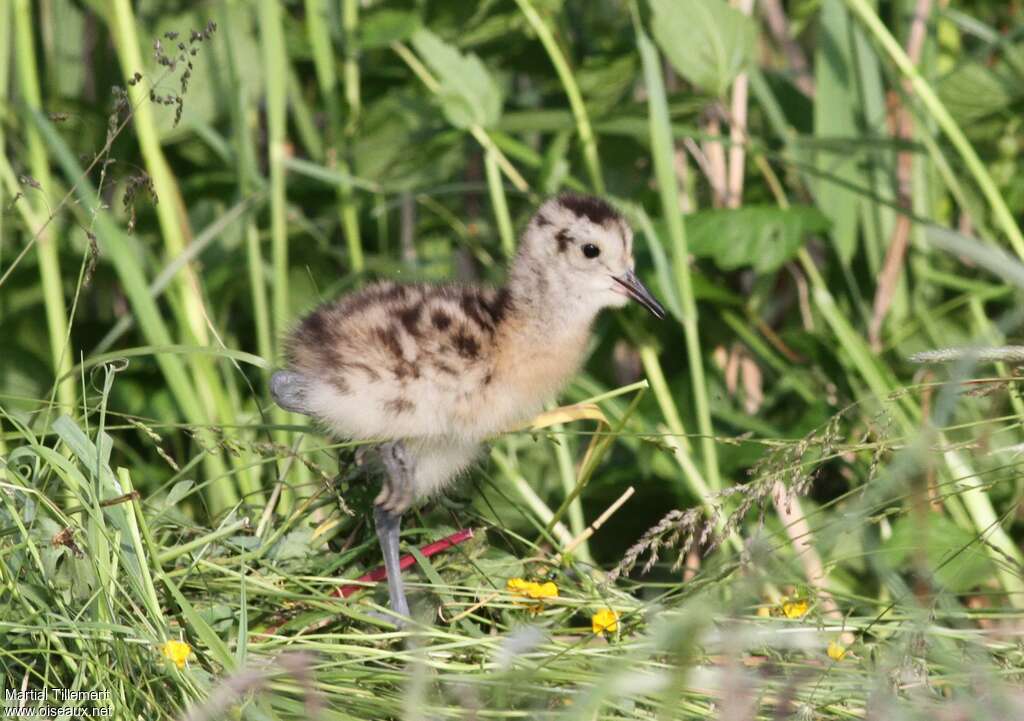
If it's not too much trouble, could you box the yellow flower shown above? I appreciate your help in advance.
[507,577,530,593]
[507,577,558,613]
[781,598,809,619]
[507,577,559,600]
[591,608,619,636]
[827,640,847,661]
[531,581,558,599]
[162,639,192,669]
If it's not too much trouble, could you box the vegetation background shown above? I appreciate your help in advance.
[2,0,1024,718]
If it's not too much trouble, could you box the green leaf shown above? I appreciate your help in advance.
[577,53,638,115]
[411,28,502,128]
[268,526,317,561]
[813,0,867,265]
[360,9,422,48]
[685,205,830,273]
[882,516,996,593]
[148,6,264,139]
[649,0,756,97]
[939,61,1020,125]
[53,415,119,495]
[165,480,195,508]
[538,129,571,195]
[160,572,236,670]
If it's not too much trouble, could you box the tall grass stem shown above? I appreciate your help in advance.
[13,0,75,414]
[513,0,605,193]
[844,0,1024,258]
[638,27,721,492]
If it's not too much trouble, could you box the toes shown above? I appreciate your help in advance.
[354,446,371,467]
[393,486,414,514]
[381,488,413,514]
[378,493,405,516]
[375,484,392,508]
[380,494,398,513]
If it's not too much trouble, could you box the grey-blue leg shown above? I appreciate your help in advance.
[374,505,410,619]
[374,441,415,619]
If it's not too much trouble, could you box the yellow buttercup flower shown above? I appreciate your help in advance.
[591,608,619,636]
[162,639,192,669]
[781,598,809,619]
[507,577,530,594]
[530,581,558,599]
[827,640,847,661]
[507,577,558,613]
[507,577,558,600]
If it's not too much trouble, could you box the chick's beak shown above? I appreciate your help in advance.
[613,270,666,319]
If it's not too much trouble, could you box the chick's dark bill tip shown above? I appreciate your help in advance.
[614,270,666,319]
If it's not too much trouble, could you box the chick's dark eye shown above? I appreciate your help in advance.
[582,243,601,259]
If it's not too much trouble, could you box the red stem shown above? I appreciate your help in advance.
[334,527,474,598]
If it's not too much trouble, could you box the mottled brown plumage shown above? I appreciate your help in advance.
[270,193,664,618]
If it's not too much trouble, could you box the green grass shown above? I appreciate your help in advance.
[2,1,1024,718]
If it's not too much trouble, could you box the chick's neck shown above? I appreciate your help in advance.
[504,252,602,344]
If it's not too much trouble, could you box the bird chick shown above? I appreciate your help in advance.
[271,193,664,618]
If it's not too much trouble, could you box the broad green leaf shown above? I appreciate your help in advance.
[690,273,745,304]
[538,129,571,195]
[411,29,502,129]
[813,0,867,265]
[360,9,421,48]
[352,93,464,187]
[165,480,195,508]
[51,0,86,98]
[848,6,896,281]
[459,11,528,47]
[577,53,638,115]
[939,62,1020,125]
[882,516,996,593]
[148,5,264,139]
[649,0,756,97]
[685,205,830,273]
[269,526,317,561]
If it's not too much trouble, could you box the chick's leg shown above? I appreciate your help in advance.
[373,506,410,618]
[374,441,415,618]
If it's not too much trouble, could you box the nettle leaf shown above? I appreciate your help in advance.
[882,516,995,593]
[686,205,829,273]
[361,9,422,48]
[269,526,317,561]
[411,29,502,129]
[649,0,757,97]
[939,61,1020,125]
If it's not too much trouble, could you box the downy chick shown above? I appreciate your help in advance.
[270,193,664,618]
